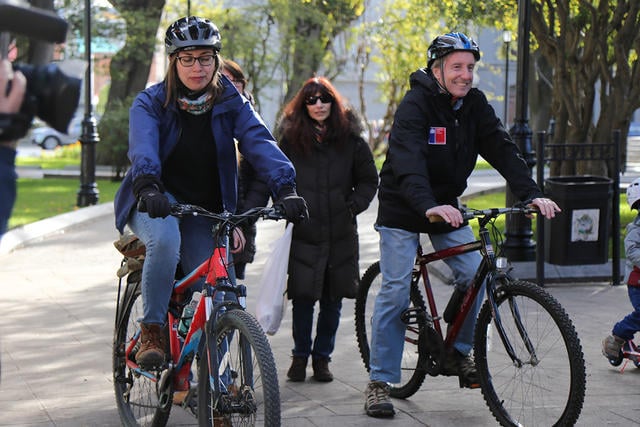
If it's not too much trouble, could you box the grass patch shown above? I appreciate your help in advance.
[16,142,82,169]
[10,143,120,230]
[9,178,120,229]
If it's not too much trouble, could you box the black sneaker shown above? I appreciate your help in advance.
[442,349,480,389]
[364,381,395,418]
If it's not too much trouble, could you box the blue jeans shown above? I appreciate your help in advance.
[128,192,233,325]
[0,146,17,237]
[291,296,343,360]
[369,225,484,383]
[613,286,640,340]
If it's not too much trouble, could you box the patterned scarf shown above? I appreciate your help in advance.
[313,122,326,143]
[177,91,214,115]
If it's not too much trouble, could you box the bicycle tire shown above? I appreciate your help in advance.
[113,278,172,427]
[474,279,586,427]
[355,261,428,398]
[198,309,280,426]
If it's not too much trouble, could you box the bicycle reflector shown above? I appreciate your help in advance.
[495,257,510,271]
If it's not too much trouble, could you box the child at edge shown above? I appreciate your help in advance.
[602,177,640,360]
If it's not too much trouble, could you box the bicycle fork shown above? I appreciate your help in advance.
[487,276,539,368]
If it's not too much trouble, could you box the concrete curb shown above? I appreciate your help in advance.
[0,202,114,255]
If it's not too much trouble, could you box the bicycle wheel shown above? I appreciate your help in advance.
[355,261,428,398]
[474,279,586,427]
[198,309,280,426]
[113,276,172,427]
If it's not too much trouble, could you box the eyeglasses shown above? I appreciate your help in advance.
[176,54,215,67]
[305,94,333,105]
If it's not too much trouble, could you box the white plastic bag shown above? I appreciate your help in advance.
[255,223,293,335]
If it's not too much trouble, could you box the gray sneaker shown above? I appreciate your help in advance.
[602,334,624,360]
[364,381,395,418]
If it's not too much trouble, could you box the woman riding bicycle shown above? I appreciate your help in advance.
[364,32,560,418]
[113,16,307,371]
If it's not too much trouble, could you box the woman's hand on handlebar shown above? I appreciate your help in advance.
[426,204,464,227]
[530,197,561,219]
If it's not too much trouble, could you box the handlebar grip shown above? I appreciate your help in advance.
[427,214,445,223]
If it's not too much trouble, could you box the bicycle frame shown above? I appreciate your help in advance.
[415,212,536,367]
[123,214,244,399]
[114,204,285,426]
[356,205,586,425]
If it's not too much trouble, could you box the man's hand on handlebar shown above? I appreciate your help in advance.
[426,204,464,227]
[529,197,561,219]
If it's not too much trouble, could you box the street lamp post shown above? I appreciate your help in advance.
[503,0,536,261]
[76,0,99,207]
[503,30,511,126]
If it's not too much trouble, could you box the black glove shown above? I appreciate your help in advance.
[133,175,171,218]
[274,185,309,224]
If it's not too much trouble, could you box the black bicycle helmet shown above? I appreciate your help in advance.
[165,16,222,55]
[427,32,480,68]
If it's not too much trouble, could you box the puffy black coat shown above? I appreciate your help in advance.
[278,115,378,301]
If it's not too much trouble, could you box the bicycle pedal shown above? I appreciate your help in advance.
[400,307,428,325]
[458,377,481,389]
[173,389,195,406]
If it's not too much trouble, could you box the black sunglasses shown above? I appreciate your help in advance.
[305,94,333,105]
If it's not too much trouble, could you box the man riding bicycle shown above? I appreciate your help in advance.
[364,31,560,418]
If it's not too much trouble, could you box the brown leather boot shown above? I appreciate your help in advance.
[287,356,307,382]
[312,358,333,382]
[136,323,165,369]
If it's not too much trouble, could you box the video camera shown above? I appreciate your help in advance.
[0,0,83,134]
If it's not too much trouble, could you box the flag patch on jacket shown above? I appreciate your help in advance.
[429,127,446,145]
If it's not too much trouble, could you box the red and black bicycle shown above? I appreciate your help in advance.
[355,205,586,426]
[113,204,283,426]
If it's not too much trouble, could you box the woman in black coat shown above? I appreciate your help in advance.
[276,76,378,382]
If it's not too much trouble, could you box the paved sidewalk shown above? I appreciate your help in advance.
[1,170,639,425]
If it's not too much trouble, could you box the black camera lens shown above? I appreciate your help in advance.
[14,60,83,133]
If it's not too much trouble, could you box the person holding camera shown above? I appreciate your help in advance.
[0,58,27,237]
[113,16,308,370]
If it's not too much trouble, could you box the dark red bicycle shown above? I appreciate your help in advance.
[355,205,586,426]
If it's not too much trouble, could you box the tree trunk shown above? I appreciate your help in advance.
[97,0,165,177]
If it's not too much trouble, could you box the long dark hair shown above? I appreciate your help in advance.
[163,51,223,108]
[278,76,352,155]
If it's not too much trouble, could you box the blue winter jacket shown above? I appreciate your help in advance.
[114,78,296,233]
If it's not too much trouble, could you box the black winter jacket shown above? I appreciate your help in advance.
[278,113,378,301]
[377,68,543,233]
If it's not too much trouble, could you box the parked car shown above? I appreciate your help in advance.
[31,116,83,150]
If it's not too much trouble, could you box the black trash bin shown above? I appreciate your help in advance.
[544,175,613,265]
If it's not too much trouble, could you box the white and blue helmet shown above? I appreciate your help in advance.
[427,32,480,68]
[627,177,640,209]
[165,16,222,55]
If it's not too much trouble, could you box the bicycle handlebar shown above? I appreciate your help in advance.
[169,203,286,223]
[428,205,540,223]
